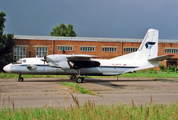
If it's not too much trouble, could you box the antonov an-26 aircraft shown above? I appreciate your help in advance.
[3,29,173,83]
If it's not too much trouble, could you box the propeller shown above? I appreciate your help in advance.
[41,55,48,67]
[44,54,48,66]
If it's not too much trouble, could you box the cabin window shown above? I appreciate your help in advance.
[23,60,26,63]
[80,46,95,52]
[102,47,117,52]
[13,46,26,60]
[36,47,48,57]
[57,46,73,51]
[165,49,178,53]
[124,48,137,52]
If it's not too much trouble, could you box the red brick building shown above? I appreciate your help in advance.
[13,35,178,68]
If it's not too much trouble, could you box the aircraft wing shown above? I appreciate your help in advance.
[66,55,100,69]
[148,55,174,61]
[66,54,99,61]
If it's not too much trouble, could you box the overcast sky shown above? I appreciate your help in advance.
[1,0,178,39]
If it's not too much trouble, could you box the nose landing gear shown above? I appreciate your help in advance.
[18,74,24,82]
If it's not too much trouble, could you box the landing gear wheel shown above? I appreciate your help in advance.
[76,77,84,83]
[18,77,24,82]
[70,75,76,80]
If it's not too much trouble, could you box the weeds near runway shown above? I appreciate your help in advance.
[119,71,178,78]
[1,71,178,79]
[1,95,178,120]
[60,82,95,95]
[0,72,70,79]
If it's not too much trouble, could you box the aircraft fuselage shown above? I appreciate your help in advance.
[4,57,140,76]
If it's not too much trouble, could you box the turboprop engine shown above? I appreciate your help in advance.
[41,55,71,70]
[41,54,100,70]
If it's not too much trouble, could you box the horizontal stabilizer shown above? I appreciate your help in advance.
[148,55,174,61]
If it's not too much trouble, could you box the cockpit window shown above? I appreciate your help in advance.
[16,59,22,63]
[13,59,22,64]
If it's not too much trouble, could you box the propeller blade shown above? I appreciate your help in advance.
[44,55,47,61]
[44,55,46,67]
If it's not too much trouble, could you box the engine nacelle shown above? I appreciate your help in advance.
[27,64,37,70]
[58,61,70,70]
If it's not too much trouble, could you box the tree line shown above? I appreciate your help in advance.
[0,11,15,71]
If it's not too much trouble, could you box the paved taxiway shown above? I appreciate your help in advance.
[1,77,178,108]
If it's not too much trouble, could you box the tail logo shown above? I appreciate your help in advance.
[145,42,156,49]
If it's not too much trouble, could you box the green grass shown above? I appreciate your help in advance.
[1,102,178,120]
[0,72,70,79]
[88,71,178,78]
[1,70,178,79]
[60,82,95,95]
[119,71,178,78]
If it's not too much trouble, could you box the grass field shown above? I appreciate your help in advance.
[60,82,95,95]
[0,96,178,120]
[1,70,178,79]
[120,71,178,78]
[1,71,178,119]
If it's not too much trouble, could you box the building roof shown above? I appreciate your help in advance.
[14,35,178,43]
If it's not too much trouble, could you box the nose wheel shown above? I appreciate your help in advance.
[18,74,24,82]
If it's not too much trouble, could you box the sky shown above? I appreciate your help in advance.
[1,0,178,39]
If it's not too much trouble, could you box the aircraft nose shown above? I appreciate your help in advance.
[3,63,12,73]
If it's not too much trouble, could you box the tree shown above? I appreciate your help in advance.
[50,23,77,37]
[66,24,77,37]
[0,12,6,31]
[0,11,15,71]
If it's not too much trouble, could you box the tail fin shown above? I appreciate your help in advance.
[135,29,159,60]
[111,29,159,61]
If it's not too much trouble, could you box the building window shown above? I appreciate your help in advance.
[36,47,48,57]
[124,48,137,52]
[102,47,117,52]
[14,46,26,60]
[165,49,178,53]
[58,46,73,51]
[80,46,95,51]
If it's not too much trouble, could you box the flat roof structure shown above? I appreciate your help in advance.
[14,35,178,43]
[13,35,178,68]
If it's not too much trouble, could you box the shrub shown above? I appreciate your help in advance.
[159,64,165,71]
[148,68,157,74]
[167,65,177,72]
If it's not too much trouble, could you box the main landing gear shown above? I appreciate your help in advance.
[18,74,24,82]
[70,69,85,84]
[75,77,84,83]
[70,75,84,83]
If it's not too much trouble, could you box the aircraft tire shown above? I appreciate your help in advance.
[70,75,76,80]
[76,77,84,83]
[18,77,24,82]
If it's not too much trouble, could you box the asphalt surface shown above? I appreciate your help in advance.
[1,77,178,108]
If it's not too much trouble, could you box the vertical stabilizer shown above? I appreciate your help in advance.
[135,29,159,60]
